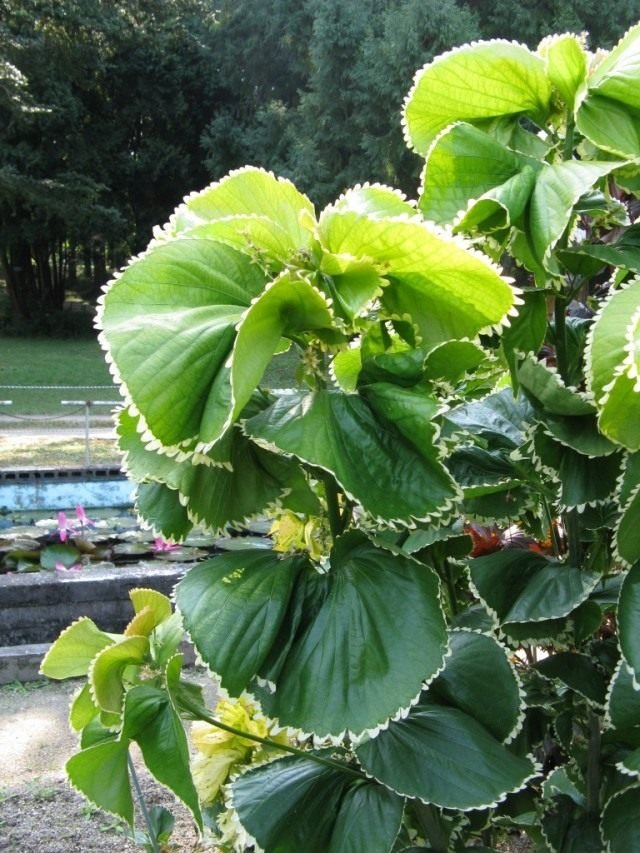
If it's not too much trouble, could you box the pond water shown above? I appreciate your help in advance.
[0,507,272,575]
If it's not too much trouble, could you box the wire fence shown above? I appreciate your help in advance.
[0,385,121,467]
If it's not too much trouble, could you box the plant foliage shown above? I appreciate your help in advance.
[43,22,640,853]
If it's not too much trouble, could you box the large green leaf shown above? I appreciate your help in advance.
[576,93,640,159]
[245,390,459,524]
[539,33,587,109]
[89,636,149,715]
[257,532,448,736]
[329,183,416,219]
[122,679,202,827]
[576,25,640,157]
[444,388,534,448]
[501,291,548,386]
[606,658,640,733]
[529,161,623,270]
[541,797,603,853]
[560,224,640,275]
[175,550,306,697]
[535,652,607,706]
[232,754,403,853]
[532,430,622,510]
[418,123,537,227]
[359,382,442,460]
[179,533,448,737]
[136,482,193,541]
[99,239,266,450]
[586,278,640,451]
[422,340,485,385]
[171,166,315,264]
[619,562,640,685]
[230,271,333,420]
[541,414,619,458]
[40,617,114,680]
[469,550,601,628]
[428,630,524,743]
[318,212,517,346]
[588,24,640,109]
[517,354,595,416]
[601,785,640,852]
[403,40,551,156]
[120,409,319,535]
[616,486,640,566]
[447,445,522,497]
[66,740,133,825]
[356,703,536,811]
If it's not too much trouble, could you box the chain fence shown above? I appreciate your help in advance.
[0,385,121,467]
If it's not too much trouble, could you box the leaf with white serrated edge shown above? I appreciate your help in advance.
[403,40,551,156]
[586,277,640,451]
[318,211,519,347]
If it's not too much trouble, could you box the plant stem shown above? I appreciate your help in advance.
[414,802,449,853]
[128,754,161,853]
[444,560,458,616]
[586,710,601,814]
[323,473,343,539]
[542,496,561,558]
[554,294,569,385]
[563,109,576,161]
[180,694,365,781]
[565,508,582,567]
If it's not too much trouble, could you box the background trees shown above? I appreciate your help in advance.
[1,0,638,328]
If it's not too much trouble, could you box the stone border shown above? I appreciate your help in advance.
[0,562,191,683]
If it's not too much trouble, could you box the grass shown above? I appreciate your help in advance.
[0,335,300,467]
[0,335,117,422]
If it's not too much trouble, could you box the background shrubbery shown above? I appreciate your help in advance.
[2,0,640,331]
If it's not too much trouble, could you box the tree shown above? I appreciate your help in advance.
[0,0,219,326]
[464,0,640,48]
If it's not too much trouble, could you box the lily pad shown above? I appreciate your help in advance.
[5,526,44,540]
[213,535,273,551]
[154,547,208,562]
[112,542,153,557]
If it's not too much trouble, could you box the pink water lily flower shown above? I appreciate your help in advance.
[57,511,74,543]
[152,537,180,552]
[75,505,95,528]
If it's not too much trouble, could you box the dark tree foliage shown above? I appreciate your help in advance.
[0,0,217,325]
[464,0,640,49]
[1,0,639,326]
[200,0,480,206]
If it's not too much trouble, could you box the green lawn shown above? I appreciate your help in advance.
[0,336,117,420]
[1,335,298,415]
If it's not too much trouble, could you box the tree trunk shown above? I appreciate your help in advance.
[1,242,38,323]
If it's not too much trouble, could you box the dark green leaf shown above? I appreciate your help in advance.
[66,741,133,825]
[541,796,602,853]
[176,550,306,697]
[607,659,640,733]
[601,785,640,852]
[619,562,640,684]
[469,550,601,626]
[256,532,448,737]
[137,483,192,541]
[501,291,548,387]
[428,630,523,743]
[535,652,607,706]
[232,754,403,853]
[356,704,535,810]
[245,390,459,524]
[122,681,202,828]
